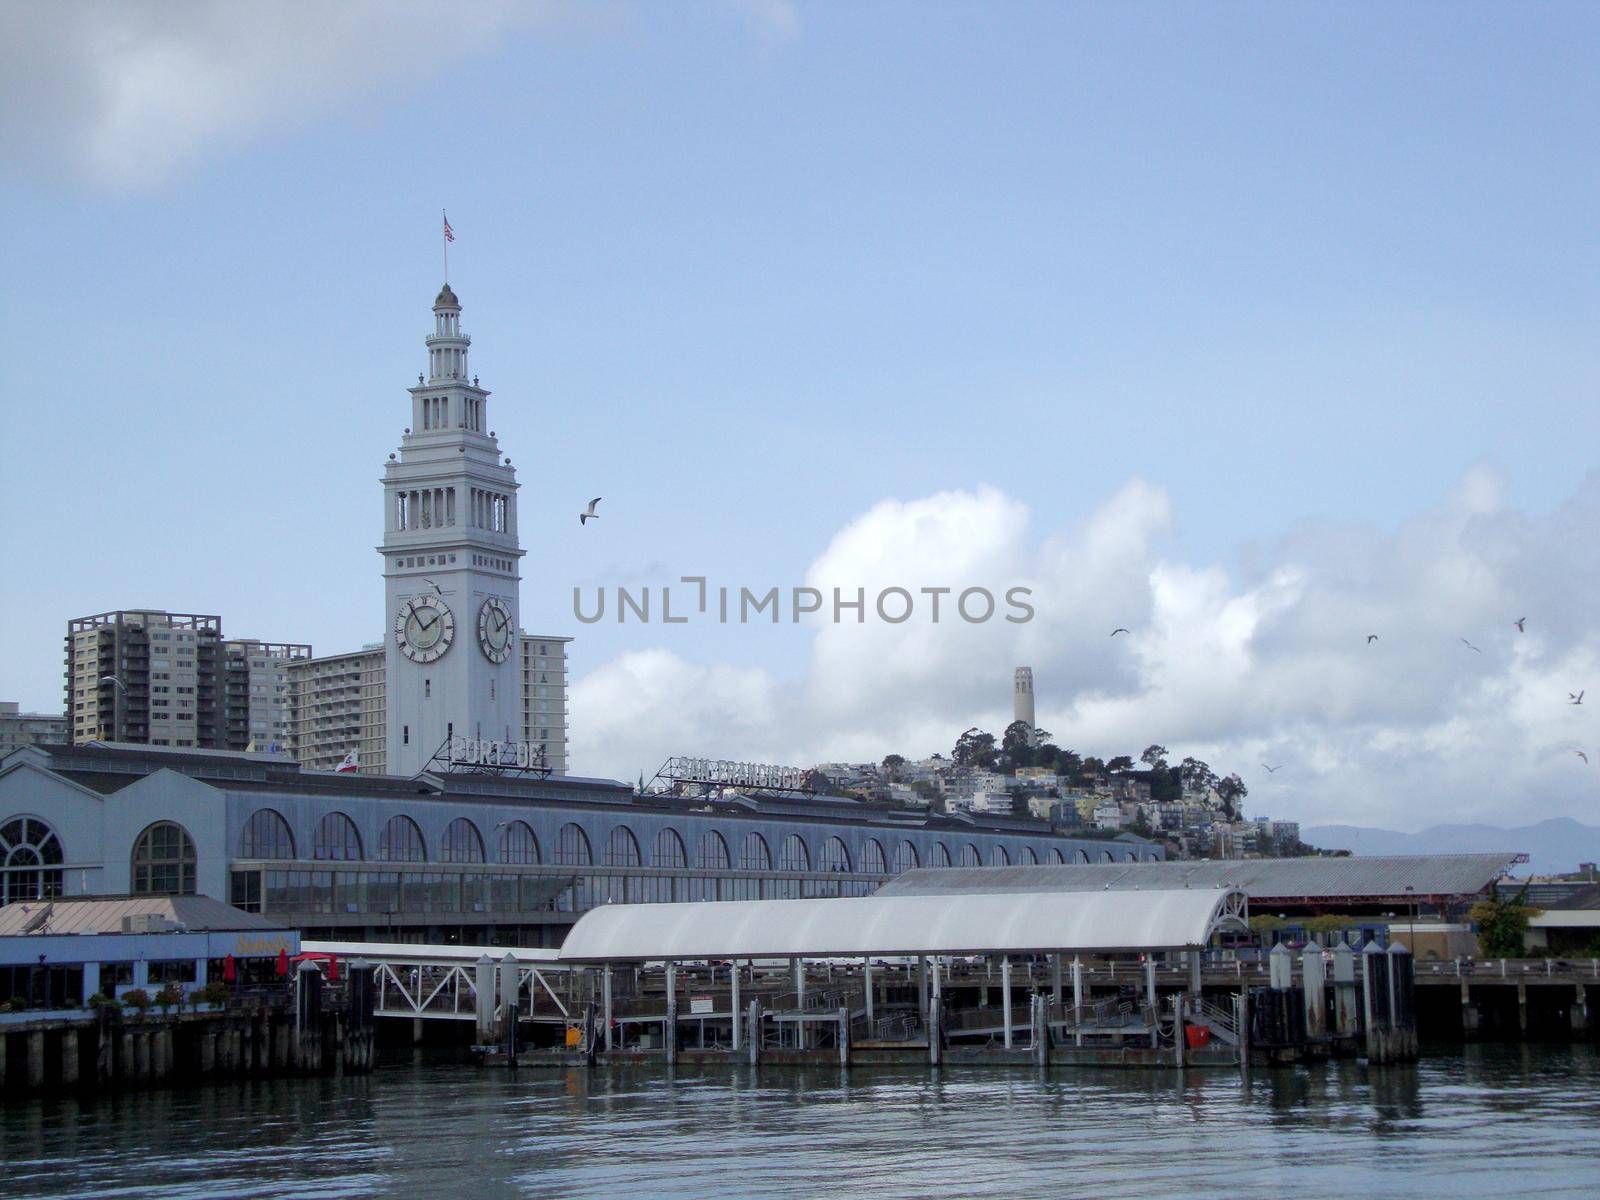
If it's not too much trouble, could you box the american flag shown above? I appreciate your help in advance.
[443,213,455,242]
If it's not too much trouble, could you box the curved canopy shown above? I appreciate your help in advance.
[558,887,1248,962]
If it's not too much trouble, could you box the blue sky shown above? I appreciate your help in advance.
[3,3,1598,828]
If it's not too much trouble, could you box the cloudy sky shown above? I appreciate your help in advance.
[2,3,1598,830]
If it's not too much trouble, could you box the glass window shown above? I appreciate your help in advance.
[820,836,852,873]
[238,809,294,859]
[312,812,363,861]
[131,822,197,895]
[893,840,919,873]
[992,845,1011,866]
[960,844,981,867]
[556,823,591,866]
[739,832,771,871]
[499,820,539,864]
[378,815,427,862]
[440,818,485,864]
[861,838,887,874]
[0,817,65,904]
[652,828,687,868]
[605,826,641,867]
[1052,848,1066,864]
[696,830,730,870]
[779,835,809,872]
[1021,846,1039,865]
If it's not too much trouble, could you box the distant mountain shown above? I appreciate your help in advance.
[1302,817,1600,878]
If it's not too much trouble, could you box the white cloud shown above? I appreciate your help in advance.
[571,468,1600,831]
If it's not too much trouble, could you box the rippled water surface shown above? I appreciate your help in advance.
[4,1045,1597,1198]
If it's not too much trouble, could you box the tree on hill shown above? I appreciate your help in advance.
[953,728,998,769]
[1002,720,1042,769]
[1105,755,1135,773]
[882,754,906,780]
[1140,744,1169,770]
[1214,773,1247,818]
[1178,756,1216,795]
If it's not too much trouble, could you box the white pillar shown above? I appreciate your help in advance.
[1071,955,1085,1047]
[1145,957,1157,1012]
[864,957,875,1026]
[474,955,495,1045]
[918,956,929,1017]
[602,966,614,1052]
[1002,957,1014,1049]
[795,958,806,1049]
[730,961,741,1052]
[1052,954,1063,1007]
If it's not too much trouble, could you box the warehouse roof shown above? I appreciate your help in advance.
[0,894,284,937]
[876,854,1522,903]
[558,887,1249,962]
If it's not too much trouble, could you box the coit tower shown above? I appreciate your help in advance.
[1013,666,1035,737]
[380,282,525,775]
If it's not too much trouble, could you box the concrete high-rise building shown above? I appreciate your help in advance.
[226,639,312,752]
[1013,666,1036,741]
[381,283,524,775]
[0,703,68,755]
[66,611,228,748]
[520,634,571,775]
[287,647,386,773]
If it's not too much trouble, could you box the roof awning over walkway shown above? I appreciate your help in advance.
[557,887,1249,963]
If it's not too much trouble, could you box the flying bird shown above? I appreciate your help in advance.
[1261,764,1281,773]
[1110,628,1129,637]
[1571,691,1585,705]
[1366,634,1378,644]
[1460,637,1482,653]
[1577,750,1590,765]
[98,675,126,692]
[1515,617,1526,632]
[422,577,441,593]
[579,497,602,525]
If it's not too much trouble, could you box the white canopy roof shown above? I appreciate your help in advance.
[558,888,1248,962]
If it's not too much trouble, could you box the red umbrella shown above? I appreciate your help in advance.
[222,954,237,983]
[326,956,339,982]
[275,948,289,978]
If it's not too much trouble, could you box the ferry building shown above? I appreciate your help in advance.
[1,281,1160,943]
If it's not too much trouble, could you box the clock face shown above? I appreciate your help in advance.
[394,595,455,663]
[478,597,513,663]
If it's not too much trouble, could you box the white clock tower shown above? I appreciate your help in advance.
[381,282,524,775]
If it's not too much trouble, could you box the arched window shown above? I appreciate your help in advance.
[739,832,771,871]
[893,840,920,873]
[862,839,887,874]
[556,823,591,866]
[697,830,730,870]
[1,818,63,904]
[930,842,952,868]
[499,821,539,864]
[378,815,427,862]
[1021,846,1038,865]
[605,826,642,867]
[1099,850,1114,863]
[1051,847,1066,864]
[239,808,294,859]
[652,828,687,868]
[779,835,810,872]
[960,844,981,867]
[1122,850,1138,863]
[820,836,852,872]
[131,822,196,895]
[992,845,1011,866]
[1075,849,1090,864]
[441,818,485,863]
[312,812,363,861]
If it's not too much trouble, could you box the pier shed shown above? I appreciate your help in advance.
[558,887,1249,1067]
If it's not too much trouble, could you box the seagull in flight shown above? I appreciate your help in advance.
[99,675,127,693]
[1577,750,1590,765]
[422,577,441,593]
[1366,634,1378,644]
[1110,628,1129,637]
[1571,691,1585,705]
[1460,637,1483,653]
[1515,617,1526,633]
[1261,764,1281,773]
[579,497,602,525]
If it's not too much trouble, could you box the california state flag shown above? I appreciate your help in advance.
[335,749,359,773]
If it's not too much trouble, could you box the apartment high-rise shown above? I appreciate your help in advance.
[520,634,570,775]
[66,611,310,750]
[287,647,386,773]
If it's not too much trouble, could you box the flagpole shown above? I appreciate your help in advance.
[442,209,449,283]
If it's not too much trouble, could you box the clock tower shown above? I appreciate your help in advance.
[381,282,524,775]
